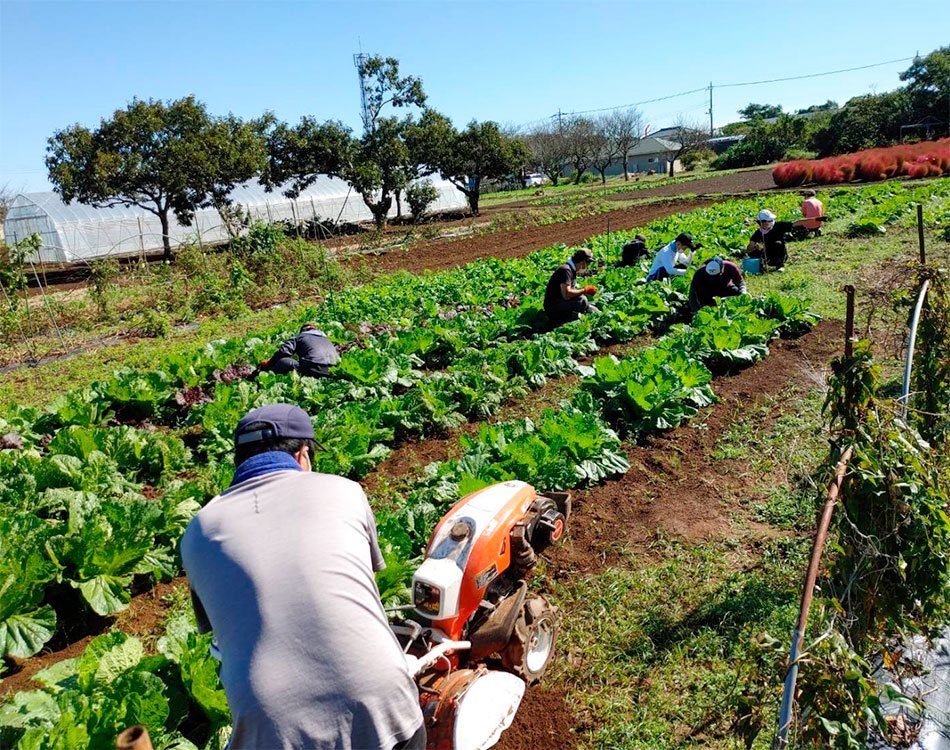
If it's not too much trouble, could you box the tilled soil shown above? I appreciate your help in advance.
[603,168,777,202]
[496,319,842,749]
[0,578,189,699]
[345,197,721,276]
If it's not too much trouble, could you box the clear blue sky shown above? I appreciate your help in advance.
[2,0,948,192]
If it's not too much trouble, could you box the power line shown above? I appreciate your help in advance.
[718,56,915,88]
[559,86,709,117]
[526,53,918,128]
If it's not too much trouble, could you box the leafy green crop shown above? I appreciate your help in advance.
[583,348,715,436]
[0,184,845,743]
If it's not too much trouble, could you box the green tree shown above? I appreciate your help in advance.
[810,91,912,156]
[424,119,529,215]
[265,57,427,230]
[356,55,426,133]
[737,102,783,120]
[46,96,267,261]
[796,99,839,115]
[899,46,950,129]
[262,116,351,194]
[348,116,413,229]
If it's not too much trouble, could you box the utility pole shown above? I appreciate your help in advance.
[708,82,714,137]
[353,53,371,134]
[556,109,563,133]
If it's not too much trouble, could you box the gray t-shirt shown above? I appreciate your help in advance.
[180,470,423,750]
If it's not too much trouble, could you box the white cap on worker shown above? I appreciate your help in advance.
[757,209,776,222]
[705,257,723,276]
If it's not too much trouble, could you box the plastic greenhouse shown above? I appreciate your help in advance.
[3,175,468,265]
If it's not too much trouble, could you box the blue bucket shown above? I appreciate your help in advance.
[742,257,762,275]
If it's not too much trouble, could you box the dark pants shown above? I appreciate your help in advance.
[268,357,332,378]
[393,723,427,750]
[545,295,594,328]
[748,243,787,269]
[645,267,670,283]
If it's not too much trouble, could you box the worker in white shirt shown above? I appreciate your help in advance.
[645,233,700,282]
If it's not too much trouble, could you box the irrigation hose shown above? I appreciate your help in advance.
[900,279,931,417]
[775,444,853,747]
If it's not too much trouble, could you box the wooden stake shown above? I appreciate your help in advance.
[844,285,855,358]
[917,203,926,266]
[116,726,153,750]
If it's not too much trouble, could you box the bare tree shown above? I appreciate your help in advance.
[0,182,13,227]
[603,108,644,181]
[589,114,620,184]
[563,117,599,184]
[666,118,710,177]
[525,125,569,187]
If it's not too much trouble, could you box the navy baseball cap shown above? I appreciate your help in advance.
[234,404,316,446]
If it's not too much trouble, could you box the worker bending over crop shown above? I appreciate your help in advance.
[688,256,747,314]
[259,322,340,378]
[180,404,425,750]
[544,247,598,327]
[618,234,649,267]
[746,209,827,270]
[800,190,825,237]
[645,233,698,282]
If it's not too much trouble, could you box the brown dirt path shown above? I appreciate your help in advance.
[344,197,721,276]
[603,168,776,201]
[496,319,842,749]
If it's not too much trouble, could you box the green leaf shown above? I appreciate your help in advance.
[74,573,133,615]
[77,632,143,692]
[0,690,61,729]
[32,657,79,692]
[0,606,56,659]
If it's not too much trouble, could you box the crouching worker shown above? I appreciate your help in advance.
[688,256,747,314]
[800,190,825,237]
[618,234,648,267]
[543,247,599,327]
[260,322,340,378]
[180,404,426,750]
[645,233,698,282]
[747,209,827,270]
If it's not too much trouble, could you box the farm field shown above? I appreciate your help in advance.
[1,176,949,749]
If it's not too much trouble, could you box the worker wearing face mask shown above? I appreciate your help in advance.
[746,209,827,271]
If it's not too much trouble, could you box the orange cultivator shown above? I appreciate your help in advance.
[392,481,570,750]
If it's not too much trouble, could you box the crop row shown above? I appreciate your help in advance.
[0,271,818,750]
[0,180,945,685]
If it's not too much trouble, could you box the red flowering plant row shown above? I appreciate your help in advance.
[773,138,950,187]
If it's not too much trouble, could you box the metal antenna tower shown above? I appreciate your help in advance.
[353,53,371,133]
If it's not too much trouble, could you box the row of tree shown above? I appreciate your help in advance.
[46,57,533,259]
[48,54,704,261]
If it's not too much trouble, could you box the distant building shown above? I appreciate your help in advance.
[560,136,684,180]
[707,134,745,155]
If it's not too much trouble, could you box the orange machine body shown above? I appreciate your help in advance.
[425,481,537,641]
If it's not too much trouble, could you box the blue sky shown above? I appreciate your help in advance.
[2,0,948,192]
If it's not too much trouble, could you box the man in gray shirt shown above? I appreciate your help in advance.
[260,323,341,378]
[180,404,425,749]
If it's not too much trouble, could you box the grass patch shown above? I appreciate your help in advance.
[544,383,829,747]
[546,536,807,749]
[714,384,828,531]
[747,226,949,321]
